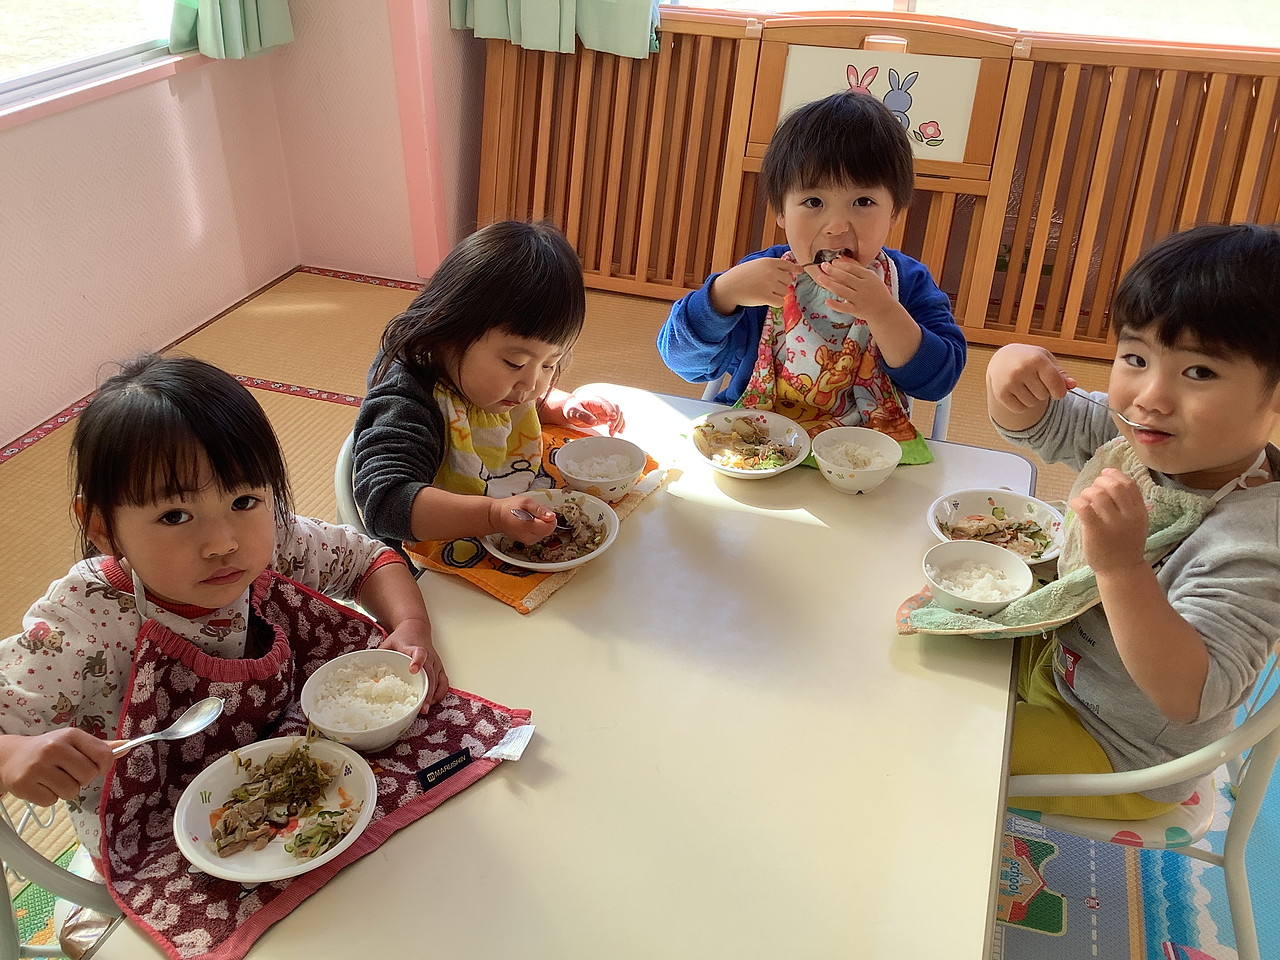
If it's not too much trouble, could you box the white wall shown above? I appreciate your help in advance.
[0,0,486,444]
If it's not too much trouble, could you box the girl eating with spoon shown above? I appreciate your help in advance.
[0,354,448,876]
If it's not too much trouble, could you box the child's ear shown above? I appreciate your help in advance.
[74,496,116,556]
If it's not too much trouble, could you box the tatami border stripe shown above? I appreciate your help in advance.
[296,266,422,291]
[1,379,364,466]
[233,376,363,407]
[1,397,94,465]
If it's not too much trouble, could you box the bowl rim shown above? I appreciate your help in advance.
[300,648,428,735]
[926,487,1066,561]
[556,435,647,484]
[481,488,620,571]
[688,409,812,478]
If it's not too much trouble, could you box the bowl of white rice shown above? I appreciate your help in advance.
[921,540,1033,617]
[555,435,647,502]
[300,649,428,753]
[809,426,903,494]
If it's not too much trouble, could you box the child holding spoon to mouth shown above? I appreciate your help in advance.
[657,90,965,462]
[986,222,1280,819]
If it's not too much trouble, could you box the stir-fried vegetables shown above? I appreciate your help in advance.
[208,741,362,860]
[940,507,1053,560]
[693,417,794,470]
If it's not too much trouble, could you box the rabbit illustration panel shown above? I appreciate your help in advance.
[779,46,981,164]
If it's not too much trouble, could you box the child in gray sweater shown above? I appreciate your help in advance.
[986,223,1280,819]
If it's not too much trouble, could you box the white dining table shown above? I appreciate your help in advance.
[97,384,1036,960]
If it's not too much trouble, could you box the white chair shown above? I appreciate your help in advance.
[333,430,369,536]
[0,805,121,960]
[1007,643,1280,960]
[699,378,954,442]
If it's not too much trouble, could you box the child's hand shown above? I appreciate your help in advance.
[709,258,803,313]
[489,495,560,543]
[0,729,115,807]
[379,618,449,706]
[808,256,896,323]
[562,392,625,436]
[986,343,1076,414]
[1069,468,1150,575]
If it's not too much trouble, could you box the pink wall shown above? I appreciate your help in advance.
[0,0,485,444]
[0,57,298,443]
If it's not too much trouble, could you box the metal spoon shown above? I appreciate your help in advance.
[510,507,571,530]
[1068,388,1148,429]
[111,696,224,757]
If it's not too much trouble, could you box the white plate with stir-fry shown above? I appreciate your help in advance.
[483,488,620,572]
[173,735,376,882]
[927,488,1066,562]
[689,410,810,479]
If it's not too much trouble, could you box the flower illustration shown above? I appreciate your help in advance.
[912,120,944,147]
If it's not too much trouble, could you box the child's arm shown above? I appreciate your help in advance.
[657,246,793,388]
[356,560,449,705]
[1072,468,1209,721]
[538,387,625,435]
[0,729,114,806]
[407,486,564,544]
[986,343,1079,432]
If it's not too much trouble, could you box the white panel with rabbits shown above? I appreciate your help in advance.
[778,47,982,164]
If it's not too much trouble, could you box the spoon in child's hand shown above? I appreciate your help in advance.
[1068,388,1148,429]
[510,507,571,530]
[110,696,224,757]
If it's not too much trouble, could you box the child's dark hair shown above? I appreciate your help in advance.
[1112,223,1280,384]
[372,220,585,387]
[760,91,915,214]
[72,354,293,558]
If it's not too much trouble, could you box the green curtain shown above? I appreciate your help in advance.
[450,0,659,60]
[171,0,294,59]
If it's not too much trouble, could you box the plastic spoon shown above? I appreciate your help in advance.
[1068,388,1148,429]
[111,696,224,757]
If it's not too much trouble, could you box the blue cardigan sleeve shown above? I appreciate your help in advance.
[881,249,966,403]
[656,245,789,398]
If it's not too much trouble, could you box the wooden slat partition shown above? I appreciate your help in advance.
[474,10,1280,359]
[475,14,762,299]
[981,39,1280,357]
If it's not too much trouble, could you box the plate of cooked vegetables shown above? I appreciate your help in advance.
[173,735,377,883]
[927,488,1066,562]
[689,410,811,479]
[482,487,620,572]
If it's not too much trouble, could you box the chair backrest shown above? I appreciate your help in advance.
[333,430,369,536]
[0,809,120,960]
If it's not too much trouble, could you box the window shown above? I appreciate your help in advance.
[661,0,1280,48]
[0,1,173,108]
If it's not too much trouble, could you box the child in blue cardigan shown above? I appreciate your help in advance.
[657,91,965,462]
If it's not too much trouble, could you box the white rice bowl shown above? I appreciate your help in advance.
[921,539,1032,617]
[300,649,428,753]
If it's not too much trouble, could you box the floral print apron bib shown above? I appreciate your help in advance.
[740,250,932,464]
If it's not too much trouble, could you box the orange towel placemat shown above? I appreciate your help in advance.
[405,427,663,613]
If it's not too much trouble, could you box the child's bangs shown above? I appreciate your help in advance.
[115,421,278,508]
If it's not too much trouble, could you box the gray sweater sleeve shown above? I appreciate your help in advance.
[352,361,446,542]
